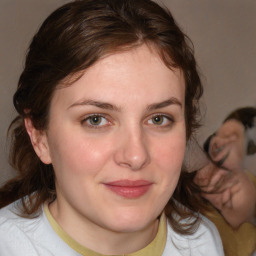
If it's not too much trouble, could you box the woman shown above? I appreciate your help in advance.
[0,0,223,255]
[194,107,256,256]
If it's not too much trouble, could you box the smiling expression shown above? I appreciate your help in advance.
[31,44,186,244]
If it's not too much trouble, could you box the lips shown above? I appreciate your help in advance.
[103,180,153,199]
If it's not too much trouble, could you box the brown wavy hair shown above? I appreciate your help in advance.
[1,0,204,234]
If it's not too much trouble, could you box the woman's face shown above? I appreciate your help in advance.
[35,45,186,234]
[208,119,246,171]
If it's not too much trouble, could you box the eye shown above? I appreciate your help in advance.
[82,115,110,128]
[151,115,165,125]
[147,114,173,127]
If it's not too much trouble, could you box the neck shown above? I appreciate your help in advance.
[49,200,159,255]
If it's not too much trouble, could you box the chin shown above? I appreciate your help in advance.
[104,209,158,233]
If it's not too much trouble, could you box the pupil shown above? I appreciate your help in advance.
[91,116,101,125]
[153,116,162,124]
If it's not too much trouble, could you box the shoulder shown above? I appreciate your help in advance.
[0,200,79,255]
[0,200,42,229]
[163,214,224,256]
[0,201,47,253]
[190,214,224,250]
[0,200,30,228]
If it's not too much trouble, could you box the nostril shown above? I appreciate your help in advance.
[114,147,150,171]
[113,129,151,171]
[119,162,132,169]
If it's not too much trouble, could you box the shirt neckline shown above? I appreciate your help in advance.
[44,203,167,256]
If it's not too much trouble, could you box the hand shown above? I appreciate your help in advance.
[194,162,256,228]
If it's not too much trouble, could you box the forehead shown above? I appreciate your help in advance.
[53,44,185,109]
[217,119,245,136]
[61,43,184,87]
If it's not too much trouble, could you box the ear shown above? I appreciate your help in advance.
[24,118,52,164]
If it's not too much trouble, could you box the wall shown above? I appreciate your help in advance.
[160,0,256,141]
[1,0,255,184]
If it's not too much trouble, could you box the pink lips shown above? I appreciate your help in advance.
[104,180,152,199]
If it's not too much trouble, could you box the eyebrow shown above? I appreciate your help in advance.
[68,99,121,111]
[146,98,182,111]
[68,97,182,111]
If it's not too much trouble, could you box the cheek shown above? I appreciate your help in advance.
[151,136,185,203]
[48,133,114,176]
[152,135,186,174]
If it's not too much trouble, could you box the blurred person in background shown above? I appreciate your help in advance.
[194,106,256,256]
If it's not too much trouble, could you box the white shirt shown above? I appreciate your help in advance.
[0,200,224,256]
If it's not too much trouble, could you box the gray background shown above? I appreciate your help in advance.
[1,0,255,184]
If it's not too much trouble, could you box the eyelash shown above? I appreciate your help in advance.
[80,113,174,129]
[145,114,174,127]
[81,114,111,129]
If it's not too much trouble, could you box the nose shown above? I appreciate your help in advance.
[113,127,150,171]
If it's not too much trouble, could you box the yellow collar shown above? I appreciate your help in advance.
[44,204,167,256]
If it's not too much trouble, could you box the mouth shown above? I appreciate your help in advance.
[103,180,153,199]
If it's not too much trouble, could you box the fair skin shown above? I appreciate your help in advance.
[194,119,256,228]
[208,119,246,171]
[25,45,186,254]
